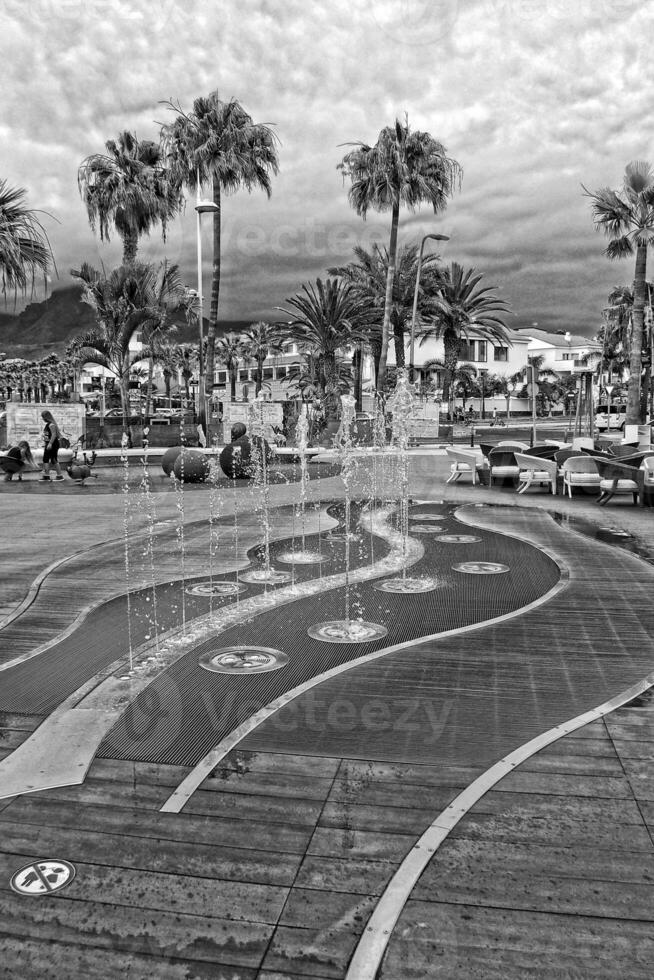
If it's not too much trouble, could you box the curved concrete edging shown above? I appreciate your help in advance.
[344,668,654,980]
[160,537,569,813]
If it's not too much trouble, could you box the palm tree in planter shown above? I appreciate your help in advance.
[585,161,654,424]
[78,130,182,267]
[338,118,461,392]
[276,278,371,425]
[161,92,279,424]
[240,321,284,396]
[418,262,512,417]
[71,262,163,441]
[0,178,54,300]
[215,332,246,403]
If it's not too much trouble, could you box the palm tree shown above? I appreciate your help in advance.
[329,242,444,381]
[149,339,181,407]
[71,262,167,436]
[172,344,199,407]
[161,92,279,416]
[0,179,53,300]
[418,262,512,414]
[584,161,654,424]
[78,131,182,266]
[239,320,284,396]
[215,332,246,402]
[422,359,477,411]
[338,118,461,391]
[134,261,188,417]
[276,278,370,422]
[595,283,654,418]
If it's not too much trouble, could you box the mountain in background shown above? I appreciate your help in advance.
[0,285,252,361]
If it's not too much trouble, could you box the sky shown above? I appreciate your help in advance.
[2,0,653,337]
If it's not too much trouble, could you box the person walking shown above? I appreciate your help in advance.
[41,410,65,481]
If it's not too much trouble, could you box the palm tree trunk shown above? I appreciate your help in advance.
[119,361,132,446]
[122,231,138,267]
[206,180,222,428]
[377,199,400,392]
[145,354,154,420]
[353,345,363,412]
[627,243,647,424]
[442,337,461,416]
[393,317,406,368]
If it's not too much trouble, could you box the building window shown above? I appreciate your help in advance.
[461,340,487,362]
[561,352,572,360]
[494,346,508,362]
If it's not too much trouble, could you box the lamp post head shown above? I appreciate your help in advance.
[195,200,219,214]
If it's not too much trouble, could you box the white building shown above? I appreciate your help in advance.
[523,328,602,374]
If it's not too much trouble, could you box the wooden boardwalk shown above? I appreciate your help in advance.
[1,464,654,977]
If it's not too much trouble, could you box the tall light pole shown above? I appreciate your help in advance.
[506,381,515,422]
[409,232,450,382]
[195,172,219,436]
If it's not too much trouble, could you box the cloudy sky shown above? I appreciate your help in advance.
[2,0,652,336]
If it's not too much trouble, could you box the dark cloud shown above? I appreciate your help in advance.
[1,0,650,338]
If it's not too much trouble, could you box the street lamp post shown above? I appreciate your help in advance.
[195,173,219,437]
[409,232,450,382]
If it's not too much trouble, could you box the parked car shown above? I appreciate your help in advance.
[595,403,627,432]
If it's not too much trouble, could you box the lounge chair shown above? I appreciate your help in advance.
[488,447,520,488]
[593,458,646,507]
[571,437,595,451]
[514,452,558,495]
[445,447,484,485]
[560,456,602,498]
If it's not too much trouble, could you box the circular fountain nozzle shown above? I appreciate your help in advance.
[199,646,288,673]
[308,620,388,644]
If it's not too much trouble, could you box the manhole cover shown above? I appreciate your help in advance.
[374,576,440,593]
[199,646,288,673]
[11,860,76,896]
[308,620,388,643]
[453,561,510,574]
[435,535,481,544]
[276,550,329,565]
[186,582,247,597]
[239,568,292,585]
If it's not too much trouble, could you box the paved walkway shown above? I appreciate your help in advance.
[0,452,653,978]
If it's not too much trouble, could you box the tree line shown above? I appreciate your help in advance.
[2,90,653,432]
